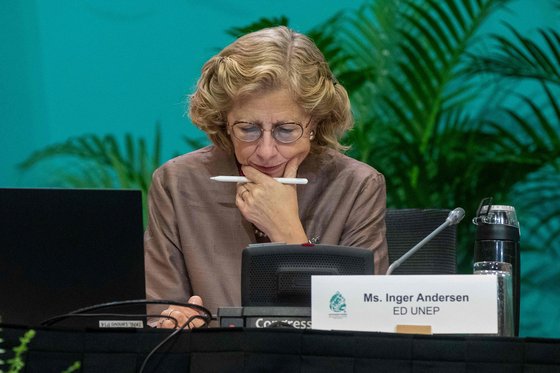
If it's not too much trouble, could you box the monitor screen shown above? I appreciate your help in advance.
[0,188,146,327]
[241,244,374,307]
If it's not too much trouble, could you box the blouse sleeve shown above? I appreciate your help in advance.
[339,172,389,275]
[144,166,193,315]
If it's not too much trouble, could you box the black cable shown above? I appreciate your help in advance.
[40,299,211,327]
[138,314,208,373]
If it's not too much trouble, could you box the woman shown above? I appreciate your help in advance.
[145,26,388,328]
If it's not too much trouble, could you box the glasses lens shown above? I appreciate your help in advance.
[273,123,303,144]
[232,122,261,142]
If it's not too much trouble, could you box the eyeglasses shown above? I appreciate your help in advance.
[230,120,309,144]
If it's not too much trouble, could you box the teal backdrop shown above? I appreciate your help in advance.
[1,1,558,338]
[1,0,362,186]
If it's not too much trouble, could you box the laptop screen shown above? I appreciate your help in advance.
[0,188,145,327]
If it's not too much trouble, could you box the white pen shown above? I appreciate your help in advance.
[210,176,308,185]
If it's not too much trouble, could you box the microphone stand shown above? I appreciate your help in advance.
[386,208,465,275]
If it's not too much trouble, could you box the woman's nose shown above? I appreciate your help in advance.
[255,131,278,159]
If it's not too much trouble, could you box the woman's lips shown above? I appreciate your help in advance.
[251,163,284,175]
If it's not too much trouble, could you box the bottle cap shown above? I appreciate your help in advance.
[473,204,520,229]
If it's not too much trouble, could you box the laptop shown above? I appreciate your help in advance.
[0,188,146,328]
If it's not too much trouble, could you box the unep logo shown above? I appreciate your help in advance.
[329,291,347,313]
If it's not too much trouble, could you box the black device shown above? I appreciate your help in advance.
[0,188,146,328]
[218,243,374,328]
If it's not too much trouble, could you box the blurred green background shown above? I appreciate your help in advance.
[1,0,558,337]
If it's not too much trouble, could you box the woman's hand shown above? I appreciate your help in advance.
[235,158,307,243]
[157,295,207,329]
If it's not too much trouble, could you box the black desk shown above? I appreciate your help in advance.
[1,324,559,372]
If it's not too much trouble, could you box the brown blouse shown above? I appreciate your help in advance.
[144,145,388,317]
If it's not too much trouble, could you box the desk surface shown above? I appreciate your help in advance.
[1,324,559,372]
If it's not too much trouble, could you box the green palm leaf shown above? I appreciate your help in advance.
[216,0,557,279]
[18,125,163,225]
[341,0,509,199]
[497,84,560,252]
[469,25,560,84]
[331,0,545,275]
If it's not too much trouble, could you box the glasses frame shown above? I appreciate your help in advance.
[228,118,312,145]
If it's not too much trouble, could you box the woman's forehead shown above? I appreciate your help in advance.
[228,89,306,121]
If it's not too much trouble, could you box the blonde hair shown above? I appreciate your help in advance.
[189,26,353,153]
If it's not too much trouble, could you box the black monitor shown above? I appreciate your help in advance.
[241,244,374,307]
[0,188,146,328]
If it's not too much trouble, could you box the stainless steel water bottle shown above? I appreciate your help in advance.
[473,197,521,336]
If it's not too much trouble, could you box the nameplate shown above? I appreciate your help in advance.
[98,320,144,328]
[311,275,498,334]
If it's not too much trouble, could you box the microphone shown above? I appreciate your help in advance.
[385,208,465,275]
